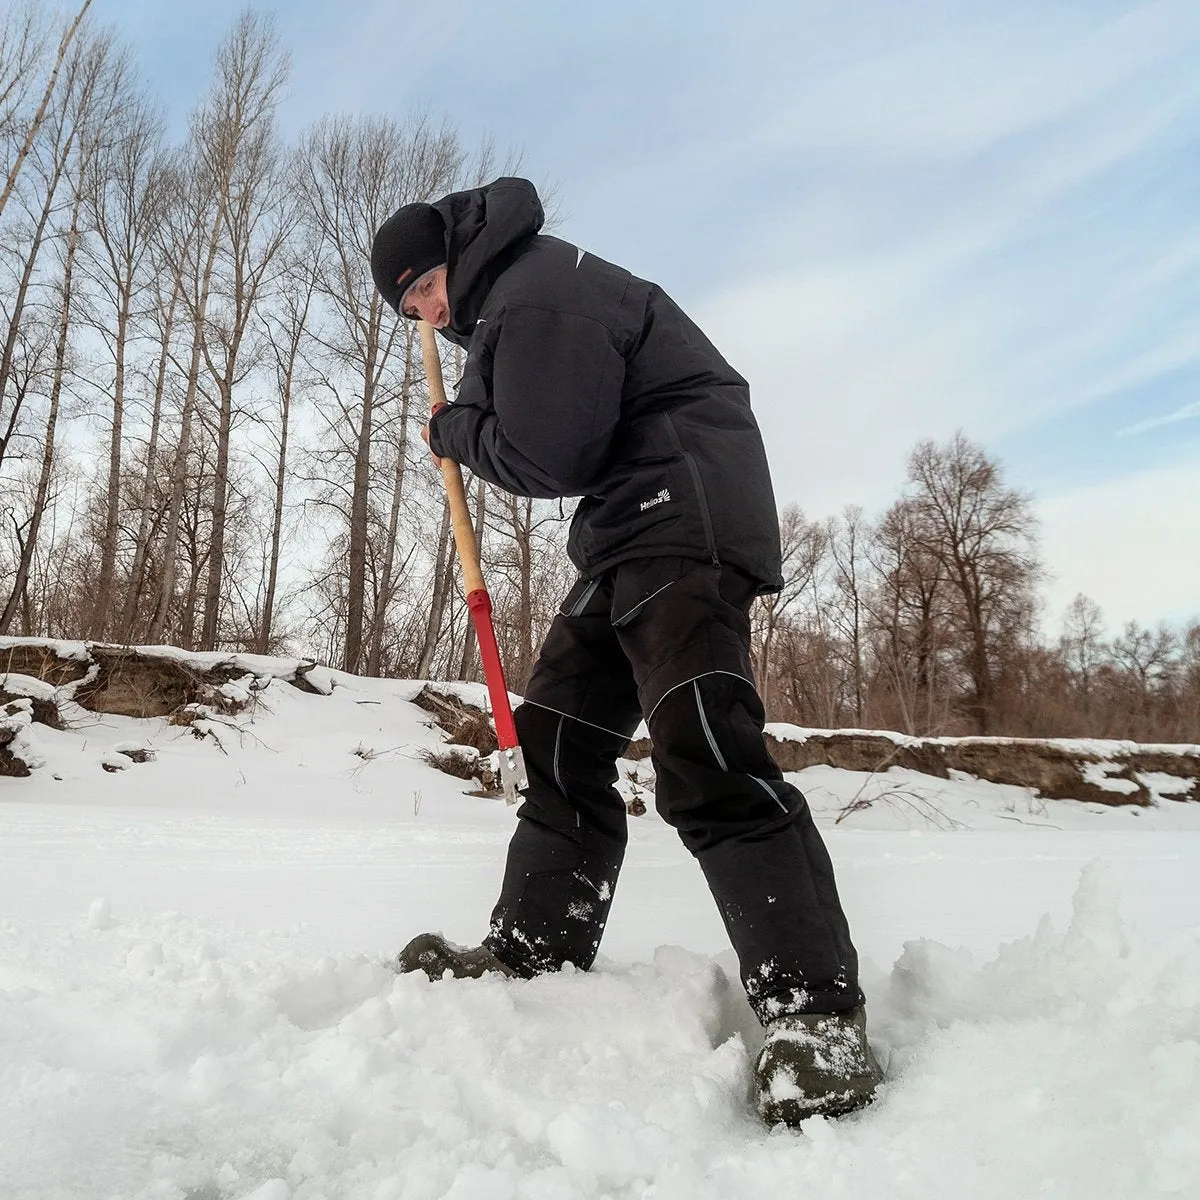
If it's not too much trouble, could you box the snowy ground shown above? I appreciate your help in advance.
[2,662,1199,1199]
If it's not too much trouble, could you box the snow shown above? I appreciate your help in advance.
[1080,760,1142,795]
[2,657,1200,1198]
[1138,770,1197,800]
[765,722,1200,757]
[0,635,92,661]
[0,672,58,702]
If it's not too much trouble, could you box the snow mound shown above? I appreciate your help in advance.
[2,867,1196,1199]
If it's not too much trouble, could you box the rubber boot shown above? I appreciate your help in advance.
[395,932,517,981]
[755,1006,883,1125]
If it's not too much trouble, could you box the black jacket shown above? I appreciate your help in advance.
[427,178,784,591]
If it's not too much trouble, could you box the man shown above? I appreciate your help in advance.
[370,177,882,1125]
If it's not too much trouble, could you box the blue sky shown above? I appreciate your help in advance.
[98,0,1200,632]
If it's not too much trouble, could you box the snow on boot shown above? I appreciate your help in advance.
[754,1006,883,1125]
[394,932,517,981]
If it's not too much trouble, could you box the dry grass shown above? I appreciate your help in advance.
[412,686,498,754]
[417,745,481,781]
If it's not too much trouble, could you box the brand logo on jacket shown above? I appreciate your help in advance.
[639,488,671,512]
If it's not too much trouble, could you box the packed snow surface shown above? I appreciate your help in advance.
[2,653,1199,1199]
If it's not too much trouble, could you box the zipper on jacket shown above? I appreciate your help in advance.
[664,414,720,567]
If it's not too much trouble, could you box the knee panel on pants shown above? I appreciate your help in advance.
[647,672,801,852]
[514,701,632,842]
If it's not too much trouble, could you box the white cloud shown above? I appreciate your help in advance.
[684,1,1200,526]
[696,259,1003,516]
[1038,448,1200,631]
[1118,400,1200,436]
[116,0,1200,632]
[756,0,1200,160]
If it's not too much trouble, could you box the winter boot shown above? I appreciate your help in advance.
[394,932,517,981]
[754,1006,883,1125]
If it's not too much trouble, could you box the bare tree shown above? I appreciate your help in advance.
[145,149,218,645]
[1060,593,1105,709]
[828,505,868,725]
[1176,622,1200,741]
[414,496,454,678]
[366,320,421,674]
[0,10,97,476]
[116,260,181,641]
[0,0,93,222]
[483,493,573,691]
[253,244,318,653]
[79,71,162,635]
[752,504,827,714]
[294,111,462,672]
[0,3,46,145]
[1,22,117,632]
[865,497,949,734]
[1109,619,1177,735]
[194,11,292,651]
[905,432,1040,733]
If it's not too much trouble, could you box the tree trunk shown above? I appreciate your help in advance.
[415,498,453,678]
[342,361,377,674]
[260,373,291,657]
[0,148,68,471]
[259,264,315,654]
[367,334,414,675]
[148,217,221,644]
[0,184,81,632]
[199,373,233,650]
[89,288,130,636]
[120,275,180,642]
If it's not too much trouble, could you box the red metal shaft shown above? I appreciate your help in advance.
[467,588,519,750]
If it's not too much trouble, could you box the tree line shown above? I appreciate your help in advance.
[753,434,1198,742]
[2,5,1196,743]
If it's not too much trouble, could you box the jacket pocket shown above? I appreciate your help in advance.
[610,556,689,627]
[558,575,604,617]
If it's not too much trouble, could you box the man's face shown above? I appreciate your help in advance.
[400,265,449,327]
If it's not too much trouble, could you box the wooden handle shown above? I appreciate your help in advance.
[419,321,484,595]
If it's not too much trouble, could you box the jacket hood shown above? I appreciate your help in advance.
[433,177,544,339]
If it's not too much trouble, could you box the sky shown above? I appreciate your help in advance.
[95,0,1200,635]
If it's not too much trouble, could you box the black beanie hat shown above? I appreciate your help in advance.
[370,203,447,314]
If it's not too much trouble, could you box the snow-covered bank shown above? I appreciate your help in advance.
[3,649,1200,1198]
[757,723,1200,809]
[7,637,1199,810]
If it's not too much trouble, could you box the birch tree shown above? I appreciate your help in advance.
[252,245,318,653]
[294,112,461,672]
[194,11,291,650]
[80,76,162,635]
[1,23,117,632]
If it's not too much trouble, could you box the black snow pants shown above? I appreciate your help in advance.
[482,556,864,1022]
